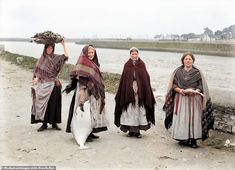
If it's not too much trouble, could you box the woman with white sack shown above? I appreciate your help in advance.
[64,45,108,148]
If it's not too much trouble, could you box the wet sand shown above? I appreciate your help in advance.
[0,59,234,170]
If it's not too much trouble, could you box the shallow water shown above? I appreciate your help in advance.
[1,41,235,97]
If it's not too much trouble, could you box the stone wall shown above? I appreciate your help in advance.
[213,105,235,134]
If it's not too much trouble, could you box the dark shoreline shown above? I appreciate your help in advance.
[76,40,235,57]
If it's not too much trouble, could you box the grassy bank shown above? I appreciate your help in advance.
[0,51,121,94]
[1,51,234,137]
[76,40,235,57]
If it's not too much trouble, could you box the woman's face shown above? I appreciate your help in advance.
[46,46,54,55]
[130,51,139,61]
[88,47,95,60]
[183,55,194,68]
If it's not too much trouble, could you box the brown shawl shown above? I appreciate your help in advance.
[70,45,105,113]
[163,66,214,141]
[114,58,156,127]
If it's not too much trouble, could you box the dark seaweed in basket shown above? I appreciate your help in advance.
[31,31,64,44]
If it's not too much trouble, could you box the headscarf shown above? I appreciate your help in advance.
[33,44,66,81]
[129,47,139,54]
[70,45,105,113]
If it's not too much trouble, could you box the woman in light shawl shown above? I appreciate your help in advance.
[114,47,155,138]
[163,52,214,148]
[31,39,68,131]
[64,45,108,142]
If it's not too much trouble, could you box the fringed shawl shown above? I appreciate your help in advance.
[70,45,105,113]
[114,58,156,127]
[163,66,214,140]
[31,48,67,121]
[33,51,67,81]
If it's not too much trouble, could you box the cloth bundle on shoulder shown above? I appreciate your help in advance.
[31,31,64,44]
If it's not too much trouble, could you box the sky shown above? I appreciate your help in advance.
[0,0,235,39]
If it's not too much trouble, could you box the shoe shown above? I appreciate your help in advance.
[190,139,198,148]
[135,133,142,138]
[89,133,99,139]
[37,124,47,132]
[86,136,93,142]
[191,144,198,148]
[52,124,61,131]
[66,129,71,133]
[178,140,190,146]
[127,132,135,137]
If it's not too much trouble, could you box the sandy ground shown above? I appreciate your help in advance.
[0,59,234,170]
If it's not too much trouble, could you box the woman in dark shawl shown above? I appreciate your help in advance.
[163,52,214,148]
[114,47,155,138]
[31,39,68,131]
[64,45,108,141]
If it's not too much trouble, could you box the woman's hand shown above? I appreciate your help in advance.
[179,89,186,96]
[175,87,185,96]
[61,38,65,46]
[55,79,62,89]
[79,90,85,112]
[79,89,85,105]
[32,77,38,85]
[195,89,201,92]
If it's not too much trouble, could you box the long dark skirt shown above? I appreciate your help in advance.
[31,85,62,125]
[120,125,150,133]
[66,90,76,132]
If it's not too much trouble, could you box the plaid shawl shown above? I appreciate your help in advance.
[70,45,105,113]
[33,48,67,82]
[163,66,214,141]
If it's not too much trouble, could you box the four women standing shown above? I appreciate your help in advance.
[31,42,213,148]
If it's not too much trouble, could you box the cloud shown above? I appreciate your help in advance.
[1,0,235,38]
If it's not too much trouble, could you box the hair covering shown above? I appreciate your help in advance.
[70,45,105,113]
[33,44,67,82]
[129,47,139,54]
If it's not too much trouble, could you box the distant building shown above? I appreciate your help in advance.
[179,35,188,41]
[201,34,210,41]
[171,34,180,40]
[221,32,233,39]
[154,34,164,40]
[164,34,172,40]
[201,34,215,41]
[154,34,180,41]
[153,25,235,41]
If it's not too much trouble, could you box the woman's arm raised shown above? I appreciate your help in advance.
[61,39,68,58]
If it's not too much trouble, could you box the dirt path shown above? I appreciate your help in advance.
[0,59,234,170]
